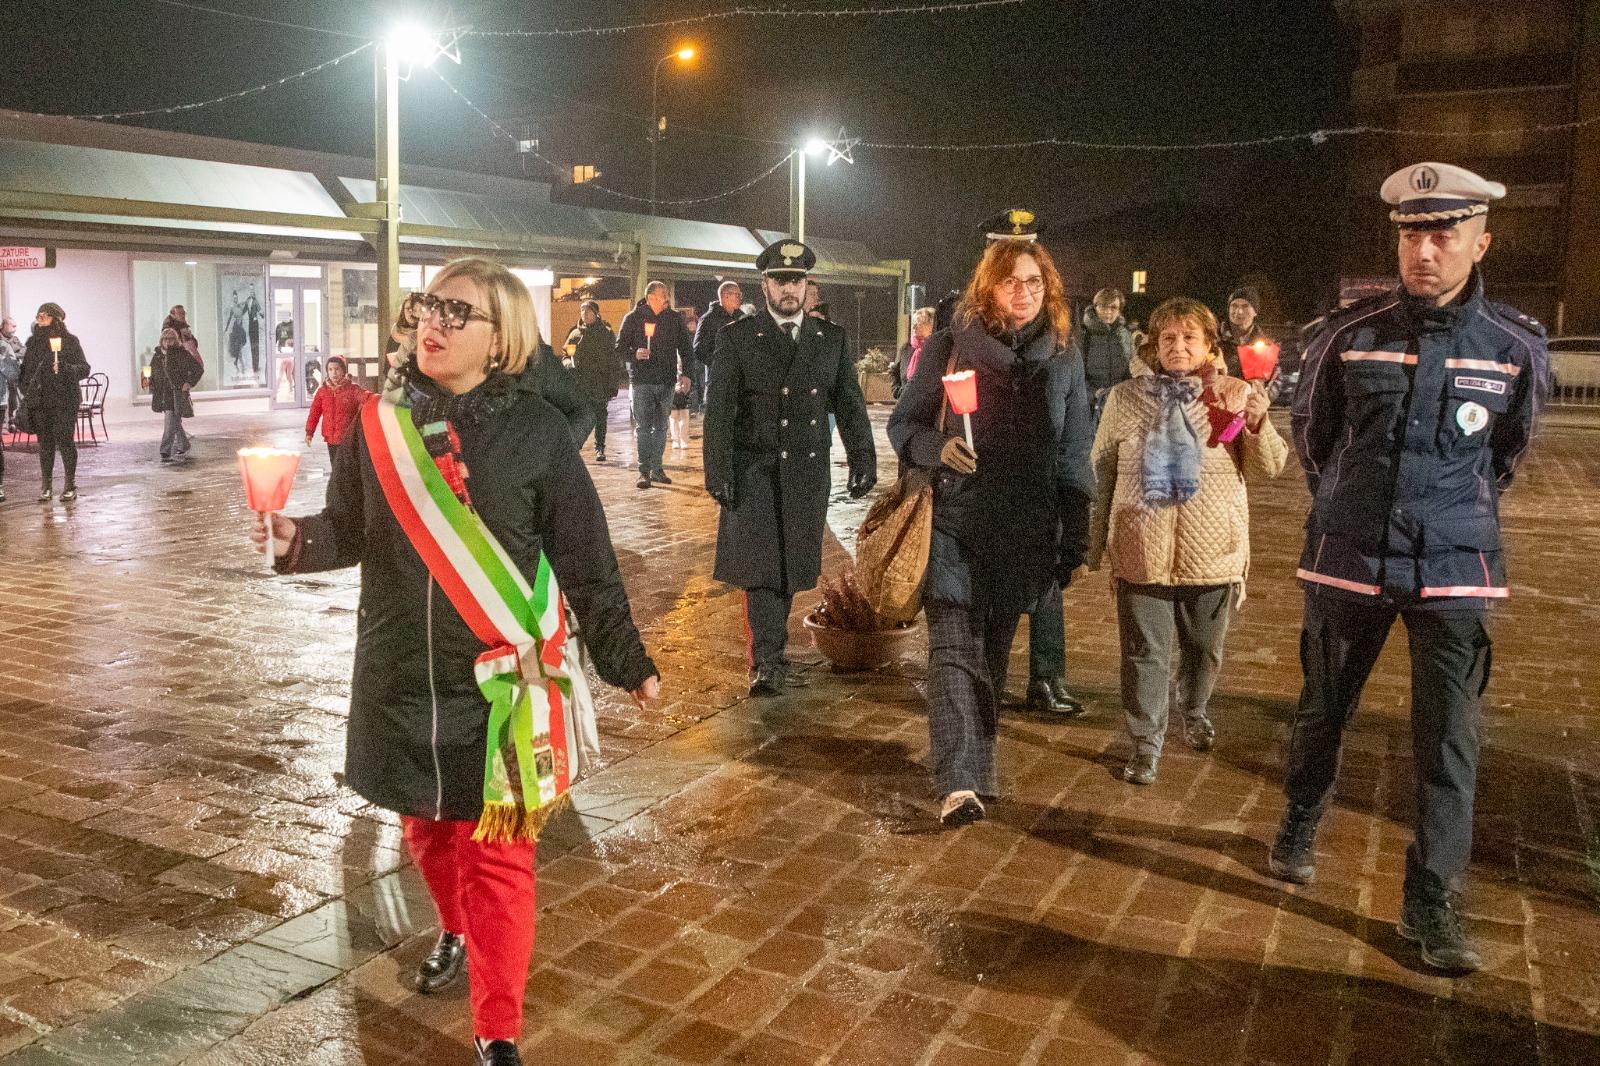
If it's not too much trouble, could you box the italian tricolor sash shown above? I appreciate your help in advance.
[362,394,600,842]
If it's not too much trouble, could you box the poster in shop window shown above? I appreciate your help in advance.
[216,267,267,389]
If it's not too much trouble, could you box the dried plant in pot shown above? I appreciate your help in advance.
[803,566,920,671]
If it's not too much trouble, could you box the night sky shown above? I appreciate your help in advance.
[1,0,1355,328]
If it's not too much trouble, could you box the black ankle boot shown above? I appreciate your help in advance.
[415,931,466,993]
[476,1038,523,1065]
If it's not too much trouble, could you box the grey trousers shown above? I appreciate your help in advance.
[160,408,190,459]
[1116,582,1233,757]
[926,601,1022,797]
[631,382,673,475]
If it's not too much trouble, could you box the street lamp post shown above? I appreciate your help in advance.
[789,139,827,241]
[649,47,695,216]
[374,38,402,349]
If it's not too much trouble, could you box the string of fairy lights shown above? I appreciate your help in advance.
[18,0,1600,209]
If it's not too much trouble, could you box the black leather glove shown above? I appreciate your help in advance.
[1056,554,1084,587]
[847,470,877,498]
[709,482,737,508]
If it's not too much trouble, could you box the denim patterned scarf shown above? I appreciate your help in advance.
[1139,373,1202,505]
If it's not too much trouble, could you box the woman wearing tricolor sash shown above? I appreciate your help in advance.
[254,258,659,1066]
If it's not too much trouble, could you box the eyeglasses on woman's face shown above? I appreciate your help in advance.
[996,275,1045,296]
[406,291,496,331]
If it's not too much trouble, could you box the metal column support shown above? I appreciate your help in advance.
[633,233,651,299]
[788,150,806,242]
[374,41,402,340]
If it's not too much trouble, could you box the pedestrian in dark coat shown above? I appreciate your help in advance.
[694,282,745,371]
[614,282,693,487]
[256,258,658,1065]
[703,239,877,695]
[888,239,1094,827]
[1069,288,1136,416]
[1218,285,1283,400]
[563,301,617,460]
[21,302,90,502]
[151,326,203,462]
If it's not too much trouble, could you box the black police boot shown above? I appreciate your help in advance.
[1268,804,1321,884]
[1047,677,1087,718]
[475,1038,523,1065]
[749,663,784,697]
[415,931,466,993]
[1399,894,1483,973]
[1182,714,1216,752]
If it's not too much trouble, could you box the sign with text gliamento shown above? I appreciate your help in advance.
[0,247,55,270]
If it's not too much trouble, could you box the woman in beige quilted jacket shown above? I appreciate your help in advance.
[1087,297,1288,785]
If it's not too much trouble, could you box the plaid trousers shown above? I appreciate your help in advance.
[925,601,1022,797]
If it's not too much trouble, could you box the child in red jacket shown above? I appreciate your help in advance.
[305,356,369,465]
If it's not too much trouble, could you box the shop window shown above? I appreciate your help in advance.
[131,259,268,393]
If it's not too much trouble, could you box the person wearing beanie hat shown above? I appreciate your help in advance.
[20,302,90,502]
[1219,286,1282,400]
[563,299,617,461]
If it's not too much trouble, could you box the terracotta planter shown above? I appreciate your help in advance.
[803,612,920,671]
[857,369,896,404]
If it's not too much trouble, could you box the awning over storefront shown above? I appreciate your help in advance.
[0,112,907,290]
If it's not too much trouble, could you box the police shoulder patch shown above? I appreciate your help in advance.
[1490,301,1546,339]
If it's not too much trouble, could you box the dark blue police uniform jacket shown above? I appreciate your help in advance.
[1290,269,1547,609]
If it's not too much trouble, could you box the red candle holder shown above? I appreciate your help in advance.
[238,447,302,571]
[1237,340,1280,382]
[942,370,978,449]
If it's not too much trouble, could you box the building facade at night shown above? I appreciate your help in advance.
[1336,0,1600,332]
[0,113,905,425]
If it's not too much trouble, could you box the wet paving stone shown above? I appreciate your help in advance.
[0,409,1598,1063]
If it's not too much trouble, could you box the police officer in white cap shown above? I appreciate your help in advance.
[1270,163,1547,972]
[703,238,878,695]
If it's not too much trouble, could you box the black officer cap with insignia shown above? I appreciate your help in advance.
[980,207,1042,244]
[756,238,816,279]
[1380,162,1506,231]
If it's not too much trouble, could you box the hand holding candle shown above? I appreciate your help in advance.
[639,321,655,359]
[942,369,978,451]
[49,336,62,373]
[238,447,302,572]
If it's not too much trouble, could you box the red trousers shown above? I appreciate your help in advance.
[402,816,537,1041]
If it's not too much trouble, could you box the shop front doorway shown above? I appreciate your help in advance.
[270,274,325,408]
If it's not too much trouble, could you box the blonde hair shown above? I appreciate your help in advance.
[427,257,542,376]
[911,306,935,330]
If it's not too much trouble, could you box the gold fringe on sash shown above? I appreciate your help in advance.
[472,792,573,844]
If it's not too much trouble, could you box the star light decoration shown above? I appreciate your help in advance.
[819,128,860,166]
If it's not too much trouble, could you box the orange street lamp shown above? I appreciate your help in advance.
[650,46,698,215]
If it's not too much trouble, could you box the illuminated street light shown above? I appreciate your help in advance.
[791,130,857,241]
[649,46,699,215]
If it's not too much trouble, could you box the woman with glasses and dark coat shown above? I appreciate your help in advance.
[888,237,1095,827]
[255,259,658,1066]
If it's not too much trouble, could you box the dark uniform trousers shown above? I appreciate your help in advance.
[744,587,794,669]
[1026,581,1065,682]
[1285,588,1491,900]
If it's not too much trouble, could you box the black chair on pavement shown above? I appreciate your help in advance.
[76,372,108,445]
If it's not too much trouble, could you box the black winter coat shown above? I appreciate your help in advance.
[1068,308,1135,395]
[21,325,90,413]
[615,300,692,387]
[280,372,657,821]
[522,342,594,446]
[693,302,743,369]
[150,345,202,417]
[704,310,876,592]
[888,318,1095,615]
[565,320,619,404]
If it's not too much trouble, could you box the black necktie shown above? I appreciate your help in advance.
[782,322,798,343]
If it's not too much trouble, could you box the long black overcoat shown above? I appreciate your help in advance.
[281,373,656,821]
[703,310,876,592]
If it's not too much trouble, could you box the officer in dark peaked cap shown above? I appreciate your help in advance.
[703,238,878,696]
[1271,162,1547,973]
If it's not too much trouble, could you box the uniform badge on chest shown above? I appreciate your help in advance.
[1456,401,1489,436]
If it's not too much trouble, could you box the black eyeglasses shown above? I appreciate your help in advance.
[405,292,497,331]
